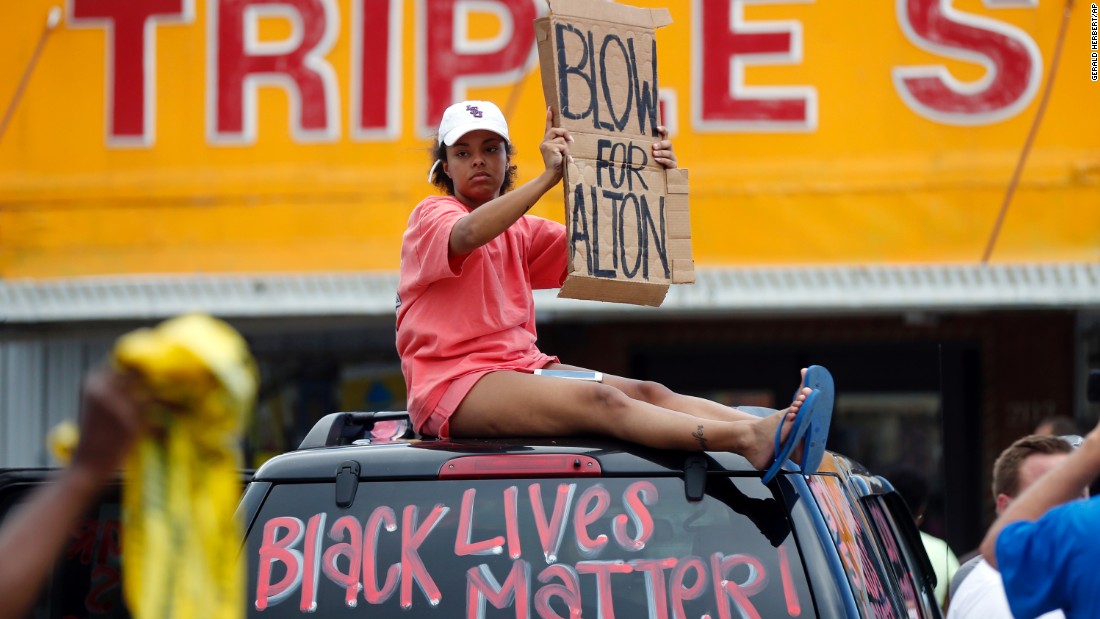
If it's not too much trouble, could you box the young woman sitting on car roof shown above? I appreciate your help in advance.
[395,100,833,481]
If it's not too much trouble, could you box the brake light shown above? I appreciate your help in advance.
[439,455,602,479]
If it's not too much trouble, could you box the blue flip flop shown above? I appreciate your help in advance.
[799,365,834,476]
[760,365,834,484]
[761,391,817,484]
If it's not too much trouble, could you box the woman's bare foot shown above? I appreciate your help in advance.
[738,385,811,470]
[789,368,812,466]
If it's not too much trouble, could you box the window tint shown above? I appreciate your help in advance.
[864,498,925,618]
[808,475,904,618]
[247,476,813,618]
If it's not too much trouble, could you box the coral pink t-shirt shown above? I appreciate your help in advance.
[396,195,567,437]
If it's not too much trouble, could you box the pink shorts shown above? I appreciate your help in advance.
[417,355,559,438]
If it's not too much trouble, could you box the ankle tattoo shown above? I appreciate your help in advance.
[692,425,709,450]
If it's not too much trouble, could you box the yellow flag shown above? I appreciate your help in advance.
[112,313,257,619]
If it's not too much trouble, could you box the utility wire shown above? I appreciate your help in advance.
[982,0,1076,263]
[0,7,62,145]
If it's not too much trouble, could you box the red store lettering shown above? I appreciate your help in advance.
[65,0,1044,147]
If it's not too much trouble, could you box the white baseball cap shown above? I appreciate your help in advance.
[437,100,510,146]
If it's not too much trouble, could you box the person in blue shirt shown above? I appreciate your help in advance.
[980,417,1100,618]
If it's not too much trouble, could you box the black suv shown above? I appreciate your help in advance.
[241,412,942,619]
[4,411,943,618]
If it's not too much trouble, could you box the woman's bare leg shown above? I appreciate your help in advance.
[449,370,809,471]
[547,363,808,424]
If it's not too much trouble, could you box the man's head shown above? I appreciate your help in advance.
[1033,415,1079,437]
[992,434,1074,514]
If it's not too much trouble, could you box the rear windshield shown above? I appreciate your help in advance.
[246,476,813,618]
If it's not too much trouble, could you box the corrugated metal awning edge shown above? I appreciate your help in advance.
[2,262,1099,323]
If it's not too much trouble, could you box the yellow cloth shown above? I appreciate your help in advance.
[112,314,257,619]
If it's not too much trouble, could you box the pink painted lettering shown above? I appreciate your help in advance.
[456,488,505,556]
[300,512,327,611]
[254,516,305,611]
[670,556,709,619]
[711,552,766,619]
[535,564,582,619]
[630,558,677,619]
[363,506,400,604]
[613,480,657,551]
[321,515,363,607]
[777,545,802,616]
[576,560,634,619]
[530,483,576,564]
[466,560,532,619]
[399,504,447,608]
[574,485,610,558]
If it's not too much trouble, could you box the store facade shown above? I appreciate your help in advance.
[3,0,1098,560]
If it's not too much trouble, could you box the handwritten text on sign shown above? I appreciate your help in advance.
[568,136,672,283]
[537,1,693,307]
[554,22,661,136]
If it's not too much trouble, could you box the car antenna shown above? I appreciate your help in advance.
[937,342,951,601]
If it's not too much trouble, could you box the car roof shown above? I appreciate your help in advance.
[253,411,879,488]
[255,436,751,479]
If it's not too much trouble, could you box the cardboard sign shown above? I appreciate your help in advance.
[536,0,694,307]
